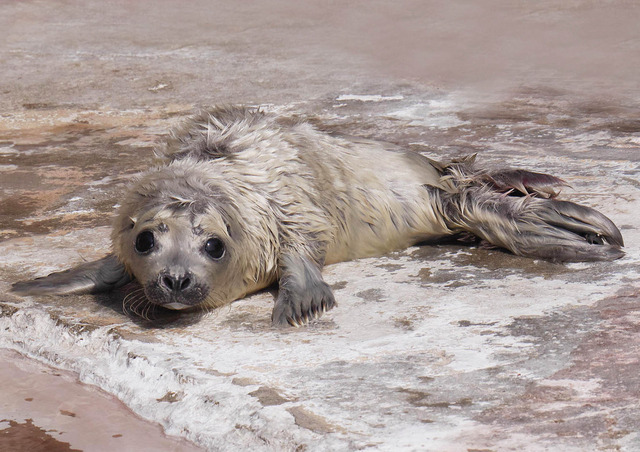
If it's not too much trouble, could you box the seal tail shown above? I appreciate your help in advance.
[436,158,624,262]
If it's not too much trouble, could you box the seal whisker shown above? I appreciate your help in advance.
[122,289,142,315]
[138,298,150,321]
[124,291,152,320]
[143,302,155,322]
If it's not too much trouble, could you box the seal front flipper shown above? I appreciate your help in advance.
[271,254,336,327]
[12,254,132,296]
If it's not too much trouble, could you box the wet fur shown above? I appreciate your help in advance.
[12,106,624,326]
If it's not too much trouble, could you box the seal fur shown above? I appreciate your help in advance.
[13,106,624,326]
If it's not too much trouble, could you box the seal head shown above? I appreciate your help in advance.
[111,160,268,311]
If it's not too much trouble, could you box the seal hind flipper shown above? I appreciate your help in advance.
[536,199,624,247]
[426,156,624,262]
[485,169,569,198]
[444,186,624,262]
[11,254,131,296]
[272,254,336,327]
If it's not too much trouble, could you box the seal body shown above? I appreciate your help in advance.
[13,106,624,326]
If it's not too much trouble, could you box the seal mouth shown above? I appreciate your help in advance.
[162,302,192,310]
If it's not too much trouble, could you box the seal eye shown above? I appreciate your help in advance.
[135,231,155,254]
[205,238,225,260]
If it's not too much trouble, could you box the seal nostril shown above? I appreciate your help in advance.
[162,275,174,291]
[161,274,191,292]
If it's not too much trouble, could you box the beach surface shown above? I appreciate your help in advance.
[1,1,639,450]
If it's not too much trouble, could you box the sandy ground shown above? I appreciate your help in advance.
[1,1,640,451]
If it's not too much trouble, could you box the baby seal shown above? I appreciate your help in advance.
[13,106,624,326]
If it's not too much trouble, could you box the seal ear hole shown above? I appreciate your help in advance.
[205,237,225,260]
[135,230,155,254]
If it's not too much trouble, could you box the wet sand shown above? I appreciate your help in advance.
[0,349,202,451]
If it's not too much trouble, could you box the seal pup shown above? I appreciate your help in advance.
[13,106,624,326]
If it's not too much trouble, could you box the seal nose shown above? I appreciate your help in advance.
[160,273,191,292]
